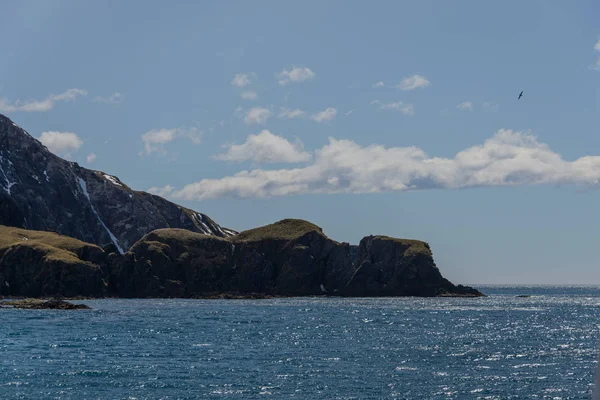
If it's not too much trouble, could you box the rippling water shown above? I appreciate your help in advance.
[2,286,600,399]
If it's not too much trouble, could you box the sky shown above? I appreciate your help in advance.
[1,1,599,285]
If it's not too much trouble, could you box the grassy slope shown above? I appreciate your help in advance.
[0,225,100,264]
[230,219,324,242]
[371,235,432,257]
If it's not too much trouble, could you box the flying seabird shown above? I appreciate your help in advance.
[518,91,524,100]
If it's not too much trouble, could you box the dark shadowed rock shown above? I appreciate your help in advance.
[0,226,105,297]
[0,220,483,298]
[117,229,235,297]
[114,219,483,298]
[0,298,90,309]
[0,114,236,252]
[344,235,481,297]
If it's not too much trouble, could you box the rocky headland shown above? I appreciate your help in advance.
[0,114,482,299]
[0,220,483,298]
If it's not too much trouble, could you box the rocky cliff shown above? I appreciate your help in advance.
[0,220,483,298]
[0,114,235,252]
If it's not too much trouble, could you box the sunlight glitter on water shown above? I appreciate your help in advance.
[1,286,599,399]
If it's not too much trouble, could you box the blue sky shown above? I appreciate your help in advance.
[1,1,599,284]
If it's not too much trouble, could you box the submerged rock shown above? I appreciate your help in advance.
[0,298,91,310]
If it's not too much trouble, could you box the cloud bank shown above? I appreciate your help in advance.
[172,130,600,200]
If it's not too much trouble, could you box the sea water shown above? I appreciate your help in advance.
[1,286,599,399]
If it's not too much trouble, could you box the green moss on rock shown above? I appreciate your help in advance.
[371,235,432,257]
[0,225,102,265]
[231,219,323,242]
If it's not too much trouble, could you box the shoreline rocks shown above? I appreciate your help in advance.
[0,298,91,310]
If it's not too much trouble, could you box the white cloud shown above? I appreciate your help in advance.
[240,91,257,100]
[141,127,202,155]
[277,66,315,86]
[215,130,311,164]
[39,131,83,156]
[93,92,123,104]
[148,185,174,198]
[311,107,337,123]
[482,102,499,112]
[172,130,600,200]
[86,153,97,164]
[0,88,87,112]
[278,107,305,119]
[457,101,473,111]
[244,107,271,125]
[231,73,254,88]
[372,100,415,116]
[397,75,431,91]
[373,81,385,88]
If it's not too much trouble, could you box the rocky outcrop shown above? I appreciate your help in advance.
[116,220,481,298]
[0,220,483,298]
[0,298,91,310]
[344,235,481,297]
[0,114,236,252]
[0,225,105,298]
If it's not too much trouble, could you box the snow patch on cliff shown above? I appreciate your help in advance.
[192,212,210,234]
[0,155,16,195]
[103,174,122,187]
[222,228,237,237]
[78,177,124,254]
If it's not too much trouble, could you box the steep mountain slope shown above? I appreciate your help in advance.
[0,114,235,252]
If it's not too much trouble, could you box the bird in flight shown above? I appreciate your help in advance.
[518,91,524,100]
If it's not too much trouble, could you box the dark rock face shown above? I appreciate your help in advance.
[104,219,483,298]
[0,114,235,252]
[344,236,481,297]
[0,245,104,298]
[0,218,483,299]
[0,225,106,298]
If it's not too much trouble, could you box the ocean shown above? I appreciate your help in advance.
[1,285,599,399]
